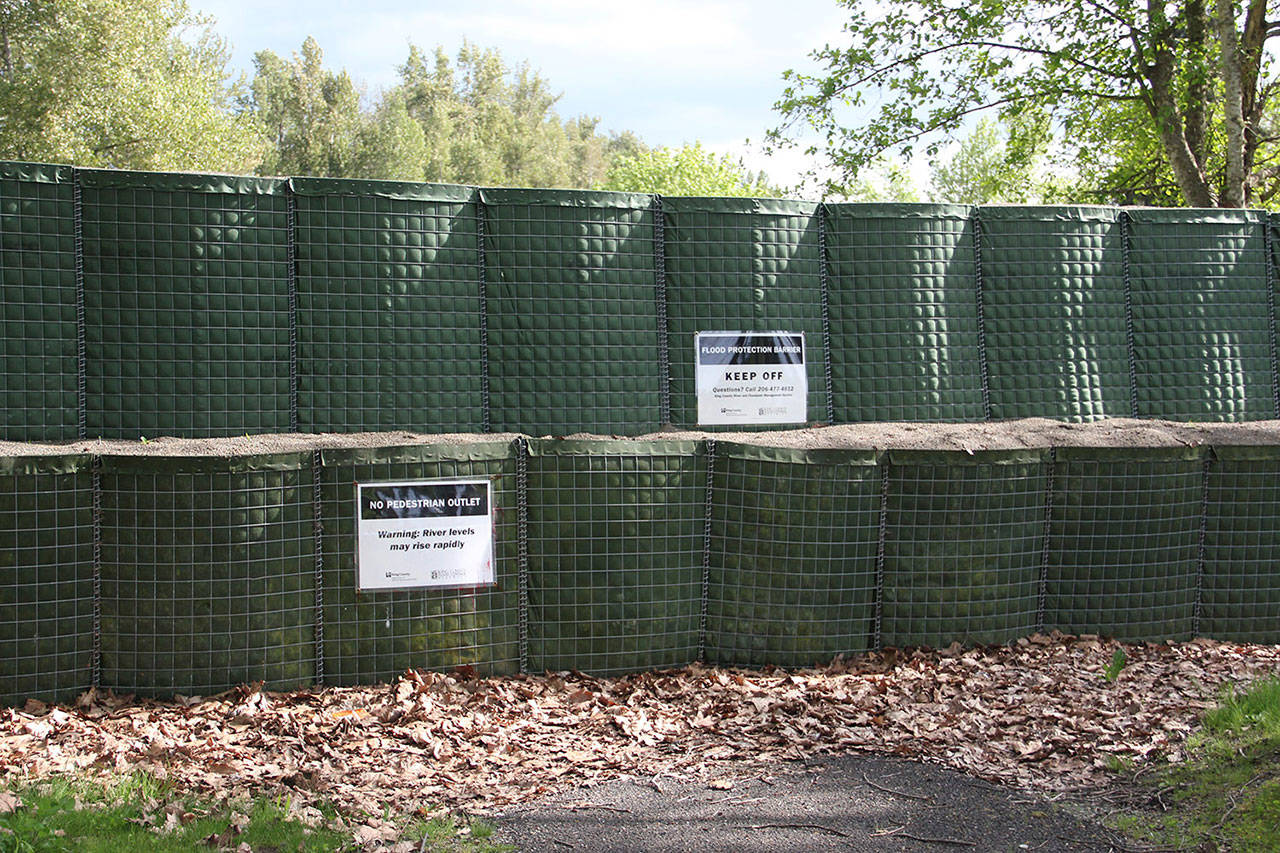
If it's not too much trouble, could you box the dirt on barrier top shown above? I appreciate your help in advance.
[635,417,1280,451]
[5,418,1280,458]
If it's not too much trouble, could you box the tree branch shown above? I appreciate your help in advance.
[817,38,1136,101]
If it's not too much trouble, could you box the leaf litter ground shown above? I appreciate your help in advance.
[2,634,1278,848]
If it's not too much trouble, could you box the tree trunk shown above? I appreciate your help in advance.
[1184,0,1211,172]
[1218,0,1247,208]
[1143,0,1216,206]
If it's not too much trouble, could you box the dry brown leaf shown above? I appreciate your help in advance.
[0,637,1276,819]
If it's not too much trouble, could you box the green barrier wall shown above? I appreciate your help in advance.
[882,450,1048,648]
[825,204,986,422]
[5,438,1280,702]
[704,443,879,667]
[0,164,78,442]
[97,453,314,694]
[525,439,704,674]
[317,443,519,685]
[1046,447,1204,640]
[665,198,826,427]
[483,190,661,435]
[1130,209,1275,421]
[294,179,485,433]
[980,208,1131,421]
[8,162,1280,437]
[1203,446,1280,643]
[0,456,93,705]
[80,171,292,437]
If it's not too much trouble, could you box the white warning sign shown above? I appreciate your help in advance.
[696,331,807,426]
[355,479,494,591]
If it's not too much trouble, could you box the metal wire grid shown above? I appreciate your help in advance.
[0,171,79,441]
[663,200,826,429]
[1128,211,1274,421]
[483,196,661,435]
[524,444,705,675]
[4,440,1280,704]
[294,192,485,433]
[0,463,94,705]
[825,206,986,423]
[979,209,1131,421]
[1046,451,1204,641]
[703,448,880,668]
[1201,449,1280,643]
[81,184,292,437]
[881,453,1048,648]
[96,458,314,695]
[318,451,520,686]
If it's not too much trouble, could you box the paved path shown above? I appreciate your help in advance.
[496,754,1127,852]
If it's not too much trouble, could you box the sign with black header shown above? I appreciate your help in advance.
[696,331,807,425]
[355,479,494,591]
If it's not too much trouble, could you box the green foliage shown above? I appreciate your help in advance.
[396,41,595,186]
[1102,647,1127,683]
[1112,676,1280,851]
[930,111,1062,204]
[0,772,512,852]
[1204,676,1280,735]
[250,37,633,187]
[836,156,924,202]
[600,142,779,196]
[0,774,348,852]
[0,3,649,189]
[0,0,267,172]
[251,37,369,178]
[771,0,1279,207]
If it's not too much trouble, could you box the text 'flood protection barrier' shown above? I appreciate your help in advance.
[7,164,1280,440]
[4,437,1280,704]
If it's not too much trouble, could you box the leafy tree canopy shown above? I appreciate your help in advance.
[929,110,1063,203]
[0,0,266,172]
[600,142,779,196]
[770,0,1279,207]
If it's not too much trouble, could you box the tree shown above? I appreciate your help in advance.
[600,142,779,196]
[930,111,1058,203]
[396,41,618,188]
[0,0,266,171]
[770,0,1279,207]
[834,155,925,201]
[251,37,367,177]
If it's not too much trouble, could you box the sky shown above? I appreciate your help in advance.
[192,0,851,189]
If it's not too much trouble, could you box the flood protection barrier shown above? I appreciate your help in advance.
[4,437,1279,705]
[5,164,1280,440]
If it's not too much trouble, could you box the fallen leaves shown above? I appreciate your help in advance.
[0,633,1276,826]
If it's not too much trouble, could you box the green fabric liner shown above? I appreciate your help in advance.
[526,438,703,458]
[0,162,72,183]
[319,441,516,468]
[824,202,973,220]
[714,441,880,467]
[289,176,475,202]
[97,452,311,475]
[479,187,654,208]
[0,454,92,477]
[1205,444,1280,461]
[1126,207,1266,226]
[886,448,1050,467]
[975,206,1120,223]
[1052,445,1207,463]
[75,167,284,195]
[662,197,818,216]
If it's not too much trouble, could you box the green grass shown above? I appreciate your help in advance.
[1111,675,1280,852]
[0,773,512,852]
